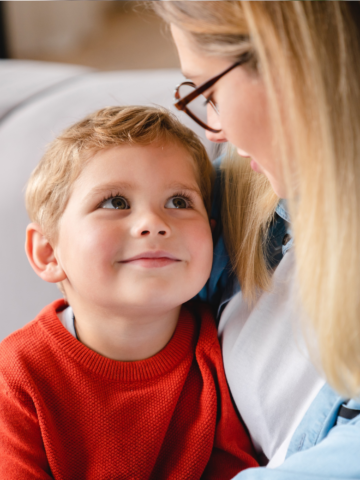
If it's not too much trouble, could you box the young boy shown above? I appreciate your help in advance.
[0,106,257,479]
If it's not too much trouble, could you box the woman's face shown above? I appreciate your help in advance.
[171,24,286,198]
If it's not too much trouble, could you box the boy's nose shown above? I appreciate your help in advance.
[140,228,167,237]
[130,213,171,238]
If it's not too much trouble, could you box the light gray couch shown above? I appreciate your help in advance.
[0,59,217,341]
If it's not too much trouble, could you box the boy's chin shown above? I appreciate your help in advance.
[109,288,199,315]
[97,299,180,319]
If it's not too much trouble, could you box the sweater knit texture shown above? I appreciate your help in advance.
[0,299,257,480]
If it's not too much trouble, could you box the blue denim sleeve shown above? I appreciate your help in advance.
[195,157,287,319]
[232,419,360,480]
[231,384,360,479]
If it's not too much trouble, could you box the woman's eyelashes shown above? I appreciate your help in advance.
[98,193,193,210]
[204,92,219,114]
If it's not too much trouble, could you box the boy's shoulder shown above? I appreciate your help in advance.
[0,299,67,387]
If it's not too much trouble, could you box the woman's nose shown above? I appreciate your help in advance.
[130,212,171,238]
[206,129,227,143]
[205,106,227,143]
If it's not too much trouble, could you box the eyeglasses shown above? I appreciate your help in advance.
[174,51,251,133]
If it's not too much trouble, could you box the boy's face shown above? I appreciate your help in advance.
[54,141,213,315]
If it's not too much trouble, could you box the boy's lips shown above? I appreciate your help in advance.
[119,251,181,268]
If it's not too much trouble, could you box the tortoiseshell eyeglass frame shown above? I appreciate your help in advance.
[174,51,252,133]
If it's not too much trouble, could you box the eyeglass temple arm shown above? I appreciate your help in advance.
[175,51,251,111]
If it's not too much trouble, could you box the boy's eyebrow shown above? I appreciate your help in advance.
[83,183,133,202]
[167,182,201,196]
[82,182,201,202]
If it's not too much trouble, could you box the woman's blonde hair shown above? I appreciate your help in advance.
[25,105,214,243]
[154,1,360,398]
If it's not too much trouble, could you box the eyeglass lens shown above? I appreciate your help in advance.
[177,84,219,130]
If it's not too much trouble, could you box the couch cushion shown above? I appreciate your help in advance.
[0,59,92,119]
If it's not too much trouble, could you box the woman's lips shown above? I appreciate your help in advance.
[236,148,264,174]
[120,251,181,268]
[237,148,262,173]
[250,159,262,173]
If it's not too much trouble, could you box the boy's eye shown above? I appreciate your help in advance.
[101,196,130,210]
[165,196,189,209]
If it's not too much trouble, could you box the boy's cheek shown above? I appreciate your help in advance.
[190,226,213,273]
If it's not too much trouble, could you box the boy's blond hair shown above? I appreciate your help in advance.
[26,105,214,243]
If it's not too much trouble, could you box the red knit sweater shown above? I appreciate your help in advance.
[0,299,257,480]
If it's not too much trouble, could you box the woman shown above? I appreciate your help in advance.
[153,2,360,478]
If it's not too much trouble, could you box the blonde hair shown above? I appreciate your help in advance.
[154,1,360,398]
[26,105,214,243]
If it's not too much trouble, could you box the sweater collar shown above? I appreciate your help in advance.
[38,299,197,382]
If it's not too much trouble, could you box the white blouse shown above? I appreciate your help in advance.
[218,248,325,467]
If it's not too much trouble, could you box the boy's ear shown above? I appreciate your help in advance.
[25,223,67,283]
